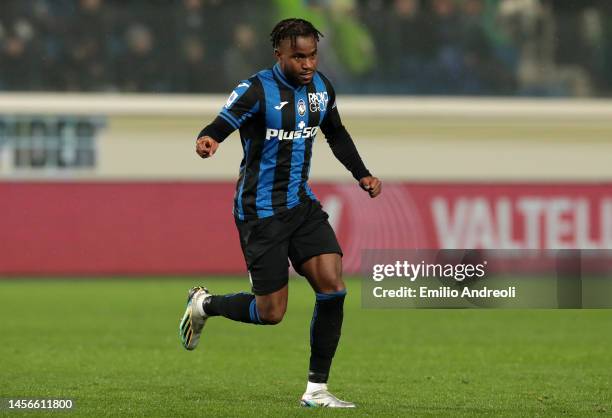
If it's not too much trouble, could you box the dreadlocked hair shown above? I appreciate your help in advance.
[270,18,323,49]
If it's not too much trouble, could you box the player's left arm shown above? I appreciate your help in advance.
[320,89,382,198]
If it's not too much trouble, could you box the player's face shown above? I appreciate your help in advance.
[275,35,318,85]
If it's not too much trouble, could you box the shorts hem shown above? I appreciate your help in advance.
[292,250,343,276]
[251,278,289,296]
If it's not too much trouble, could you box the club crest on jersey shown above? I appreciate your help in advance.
[308,92,328,112]
[265,127,318,141]
[297,99,306,116]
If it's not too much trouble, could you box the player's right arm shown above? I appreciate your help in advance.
[195,79,260,159]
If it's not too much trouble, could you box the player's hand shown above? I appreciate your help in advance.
[196,136,219,159]
[359,176,382,198]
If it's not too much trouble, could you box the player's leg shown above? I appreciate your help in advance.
[179,255,289,350]
[288,201,354,408]
[179,283,287,350]
[299,253,353,407]
[301,254,346,385]
[254,284,288,324]
[302,253,346,381]
[202,237,290,325]
[204,283,288,325]
[179,216,291,350]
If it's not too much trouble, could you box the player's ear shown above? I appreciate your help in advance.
[274,48,281,59]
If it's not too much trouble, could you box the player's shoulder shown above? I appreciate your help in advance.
[237,68,278,91]
[252,67,275,84]
[226,73,265,102]
[232,73,260,90]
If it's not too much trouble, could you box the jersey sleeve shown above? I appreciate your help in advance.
[318,76,371,181]
[198,79,260,143]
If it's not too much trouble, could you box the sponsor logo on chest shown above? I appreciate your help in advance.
[308,92,328,112]
[265,126,319,141]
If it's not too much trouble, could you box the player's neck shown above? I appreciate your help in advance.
[273,63,305,89]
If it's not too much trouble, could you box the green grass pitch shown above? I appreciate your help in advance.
[0,277,610,417]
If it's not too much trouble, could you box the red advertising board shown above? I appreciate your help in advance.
[1,182,611,276]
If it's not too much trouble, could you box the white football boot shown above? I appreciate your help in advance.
[300,387,356,408]
[179,286,211,350]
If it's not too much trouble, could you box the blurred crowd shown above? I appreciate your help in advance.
[0,0,269,93]
[360,0,612,95]
[1,0,611,96]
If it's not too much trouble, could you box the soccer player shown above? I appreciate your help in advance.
[179,18,382,408]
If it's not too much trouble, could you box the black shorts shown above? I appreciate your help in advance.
[235,199,343,296]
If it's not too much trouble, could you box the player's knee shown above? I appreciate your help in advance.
[333,285,346,294]
[259,310,285,325]
[258,305,286,325]
[319,274,345,294]
[322,258,344,293]
[328,275,345,292]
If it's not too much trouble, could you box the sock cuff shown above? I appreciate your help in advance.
[248,298,262,324]
[315,289,347,301]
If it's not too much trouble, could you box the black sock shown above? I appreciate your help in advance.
[203,292,263,324]
[308,289,346,383]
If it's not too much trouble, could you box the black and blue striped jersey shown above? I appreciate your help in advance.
[200,63,370,221]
